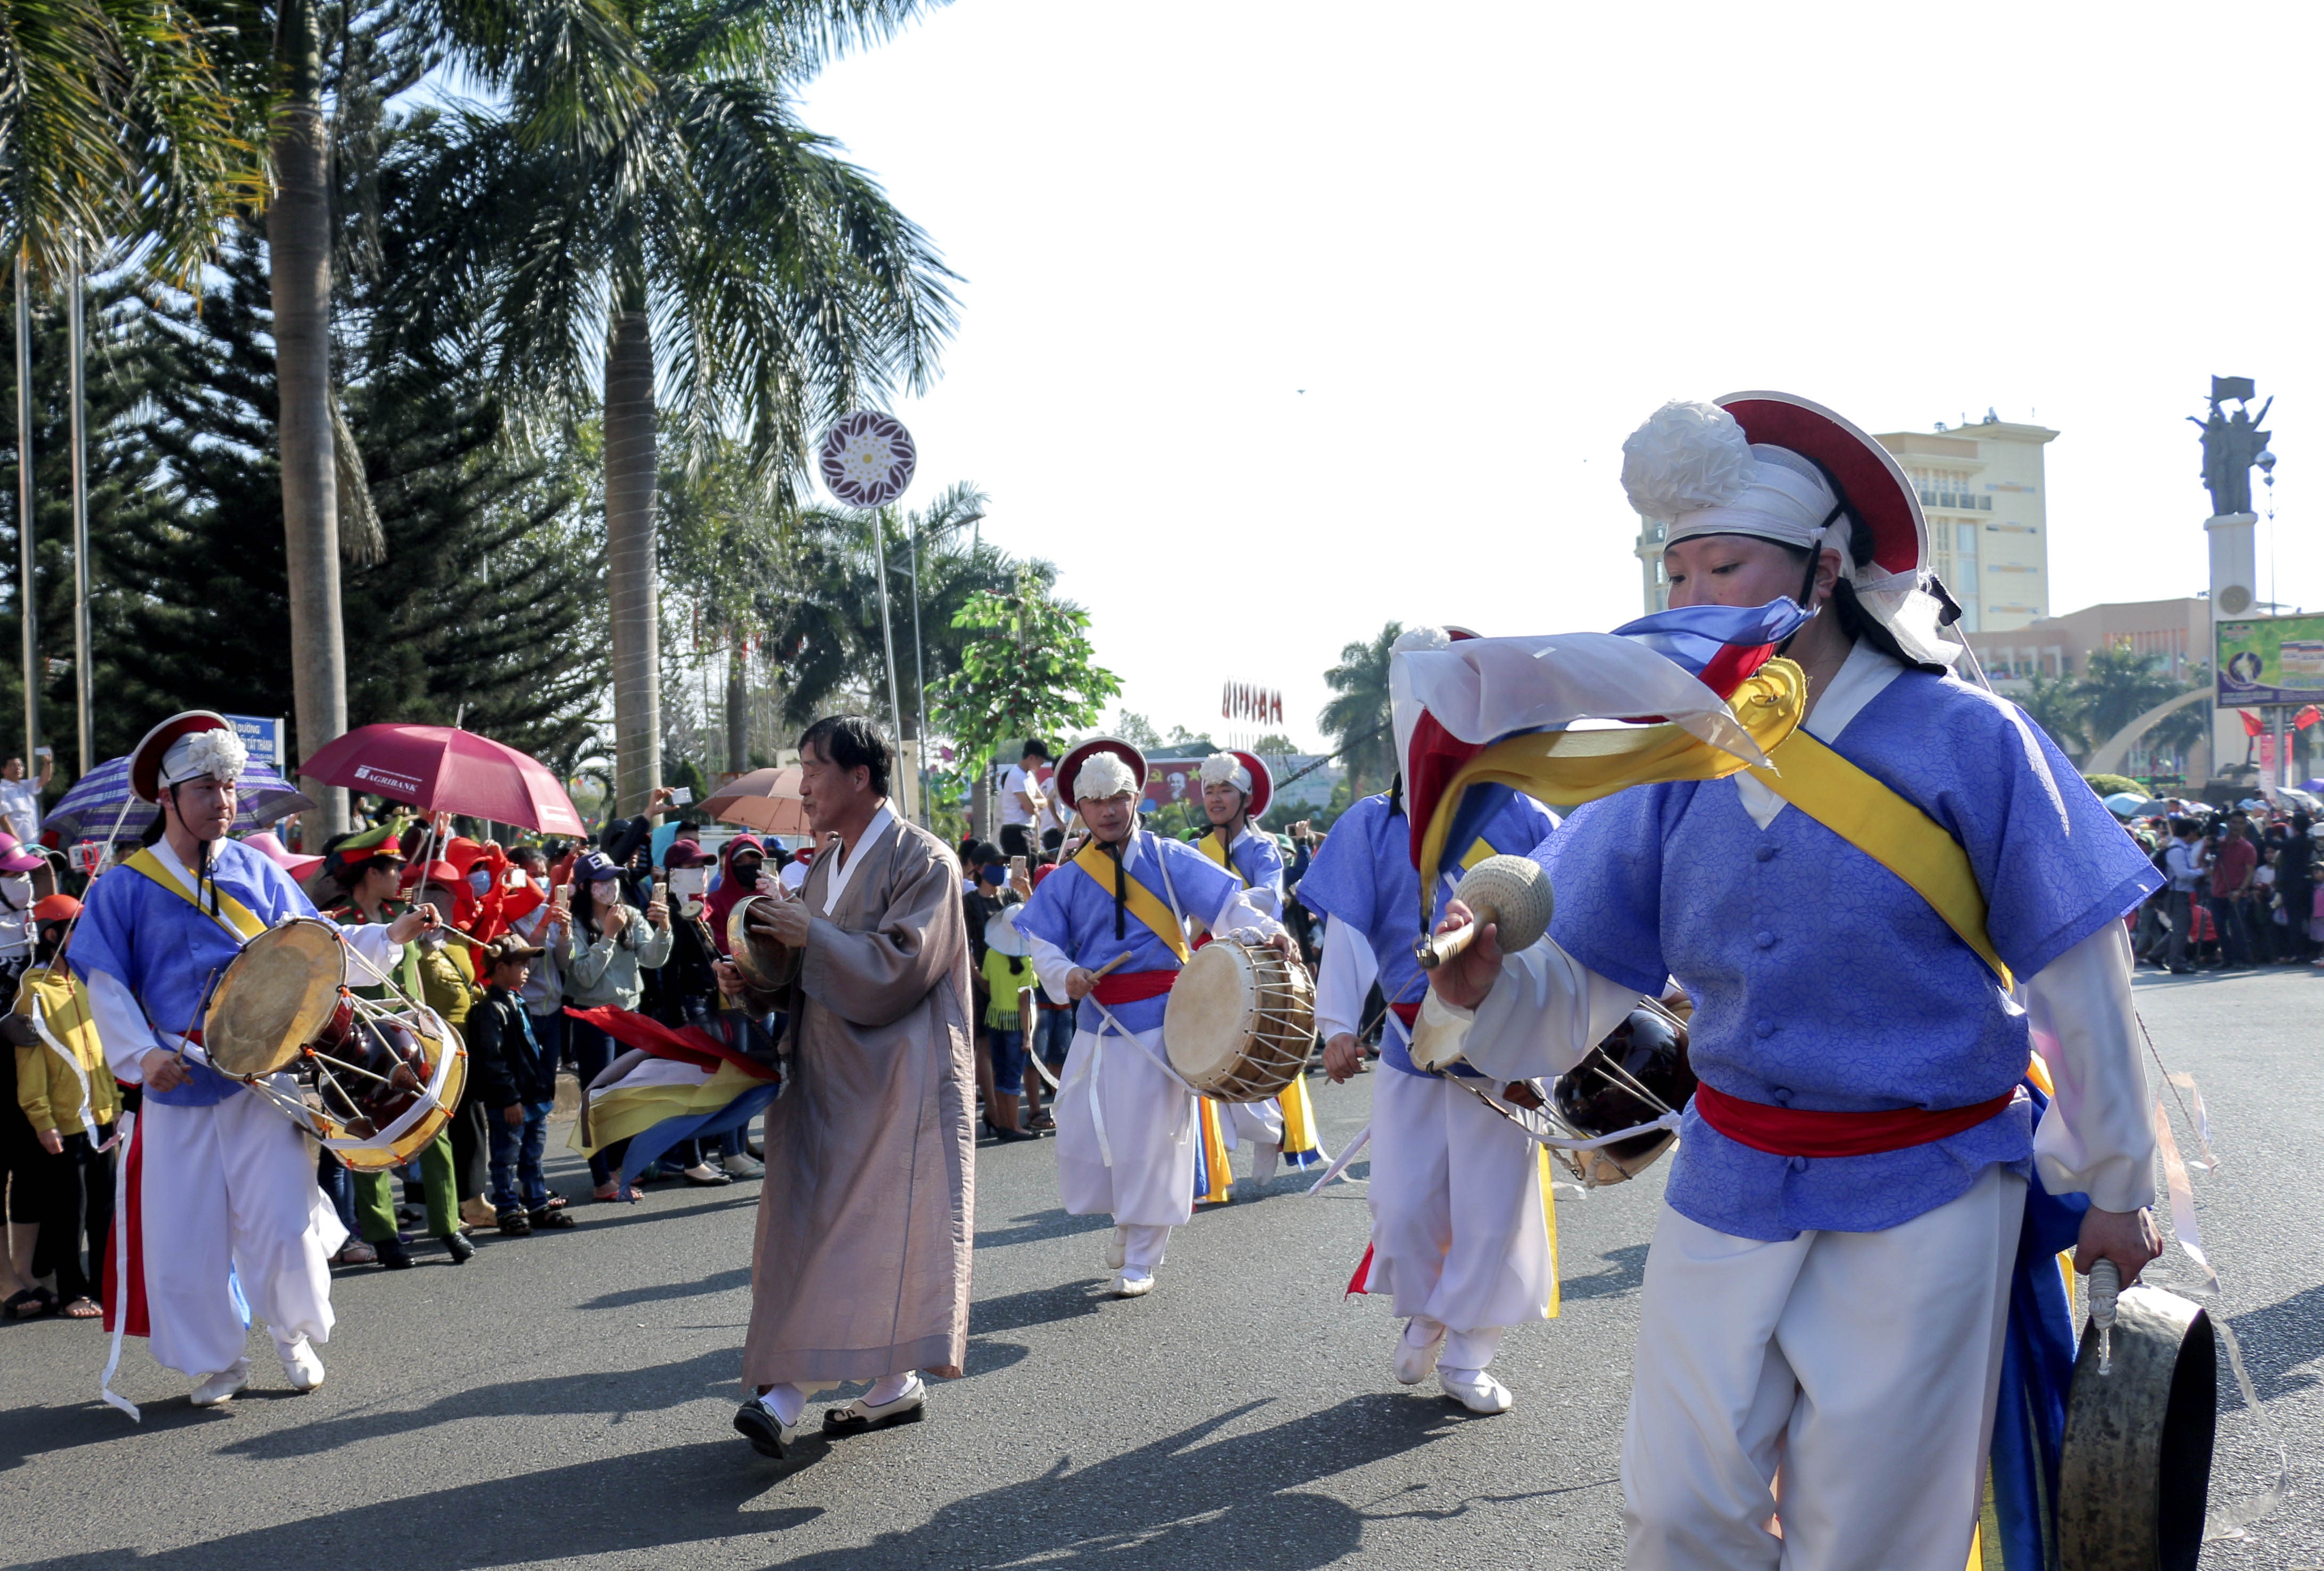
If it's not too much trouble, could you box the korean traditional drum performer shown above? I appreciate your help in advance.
[1191,749,1323,1188]
[1412,395,2164,1569]
[1013,738,1291,1296]
[1300,629,1561,1415]
[73,713,438,1412]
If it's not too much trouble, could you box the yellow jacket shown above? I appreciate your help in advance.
[13,964,118,1137]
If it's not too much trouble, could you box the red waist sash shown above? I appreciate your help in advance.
[1692,1081,2017,1160]
[1388,1001,1421,1027]
[1092,969,1177,1006]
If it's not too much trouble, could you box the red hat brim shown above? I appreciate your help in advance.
[1227,750,1273,820]
[1716,391,1925,577]
[1055,737,1149,818]
[128,710,236,804]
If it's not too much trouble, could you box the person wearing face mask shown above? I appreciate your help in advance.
[0,831,41,991]
[563,851,674,1200]
[704,836,770,958]
[1415,395,2164,1571]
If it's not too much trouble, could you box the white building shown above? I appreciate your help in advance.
[1632,410,2059,630]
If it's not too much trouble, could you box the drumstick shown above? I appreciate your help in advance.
[1090,954,1130,980]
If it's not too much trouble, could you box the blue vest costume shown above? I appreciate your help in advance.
[1542,668,2161,1243]
[1014,831,1243,1036]
[71,839,324,1107]
[1206,826,1284,912]
[1297,788,1557,1079]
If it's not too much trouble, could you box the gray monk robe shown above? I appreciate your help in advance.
[741,809,976,1388]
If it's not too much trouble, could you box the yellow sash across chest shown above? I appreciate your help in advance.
[1070,838,1189,964]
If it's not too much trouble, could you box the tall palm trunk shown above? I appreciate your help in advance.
[604,298,659,814]
[270,0,348,837]
[725,637,748,774]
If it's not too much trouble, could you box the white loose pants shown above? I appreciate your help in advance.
[136,1090,345,1378]
[1224,1095,1283,1156]
[1622,1164,2024,1571]
[1053,1026,1196,1228]
[1365,1059,1553,1347]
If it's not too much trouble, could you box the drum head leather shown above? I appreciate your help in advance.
[205,919,344,1078]
[1164,942,1258,1089]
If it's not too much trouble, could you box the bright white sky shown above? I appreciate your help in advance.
[796,2,2322,753]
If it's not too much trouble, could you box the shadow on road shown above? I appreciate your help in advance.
[2223,1282,2324,1409]
[16,1394,1584,1571]
[583,1266,753,1311]
[1559,1244,1650,1302]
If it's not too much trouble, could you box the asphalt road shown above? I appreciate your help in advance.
[4,966,2319,1569]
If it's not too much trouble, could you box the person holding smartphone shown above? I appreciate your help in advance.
[0,750,51,848]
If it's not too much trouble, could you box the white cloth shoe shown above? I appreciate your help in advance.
[1440,1366,1514,1414]
[1249,1143,1280,1185]
[278,1338,326,1393]
[1111,1270,1156,1298]
[189,1360,251,1407]
[1104,1226,1127,1271]
[824,1371,926,1435]
[1393,1318,1446,1385]
[721,1153,766,1179]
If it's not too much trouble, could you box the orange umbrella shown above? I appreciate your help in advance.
[700,767,810,836]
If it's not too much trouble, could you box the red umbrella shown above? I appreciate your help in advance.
[300,724,587,836]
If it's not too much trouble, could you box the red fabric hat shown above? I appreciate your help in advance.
[1715,391,1926,577]
[1054,737,1149,818]
[32,893,80,923]
[402,858,466,889]
[1207,750,1273,820]
[128,709,235,804]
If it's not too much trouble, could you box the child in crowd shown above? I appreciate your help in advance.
[470,936,576,1236]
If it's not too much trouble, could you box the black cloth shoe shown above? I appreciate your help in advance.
[495,1208,532,1236]
[377,1237,413,1270]
[992,1126,1040,1143]
[733,1398,796,1459]
[439,1232,476,1264]
[529,1206,577,1230]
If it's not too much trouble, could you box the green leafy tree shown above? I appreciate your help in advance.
[757,487,1013,735]
[2074,646,2185,747]
[2148,662,2213,775]
[1319,621,1401,792]
[2015,671,2088,760]
[931,566,1119,798]
[1110,709,1161,750]
[381,0,956,814]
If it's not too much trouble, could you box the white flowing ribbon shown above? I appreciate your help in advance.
[99,1110,139,1423]
[1305,1122,1371,1194]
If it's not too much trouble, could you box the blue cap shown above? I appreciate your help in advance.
[574,850,623,883]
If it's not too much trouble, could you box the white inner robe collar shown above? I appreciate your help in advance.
[820,804,896,915]
[1733,638,1905,831]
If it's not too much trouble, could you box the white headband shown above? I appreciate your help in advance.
[1622,398,1971,675]
[160,727,249,788]
[1198,752,1250,795]
[1074,751,1139,802]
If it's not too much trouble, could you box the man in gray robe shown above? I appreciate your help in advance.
[731,715,976,1459]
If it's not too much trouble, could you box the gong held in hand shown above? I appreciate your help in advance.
[729,893,805,992]
[1416,855,1555,970]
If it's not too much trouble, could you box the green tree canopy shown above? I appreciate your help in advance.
[931,566,1119,797]
[1320,622,1401,792]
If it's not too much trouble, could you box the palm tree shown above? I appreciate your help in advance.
[263,0,657,836]
[1321,622,1401,793]
[2074,644,2183,749]
[2016,671,2088,761]
[383,0,954,813]
[2,0,255,763]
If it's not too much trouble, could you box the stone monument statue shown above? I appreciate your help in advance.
[2190,375,2272,518]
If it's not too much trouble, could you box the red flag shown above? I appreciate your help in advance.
[2238,709,2265,738]
[2297,706,2321,731]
